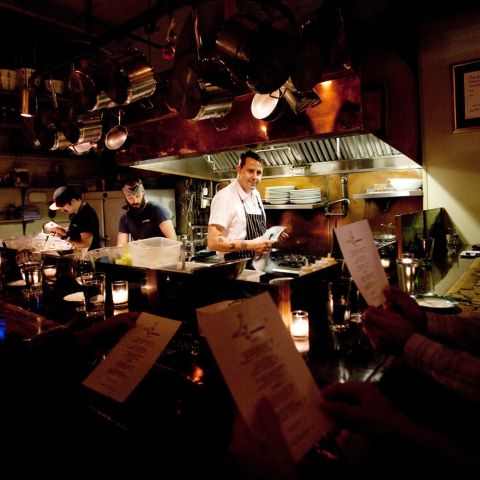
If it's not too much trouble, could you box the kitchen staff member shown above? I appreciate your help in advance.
[117,174,177,246]
[208,150,280,263]
[49,185,100,251]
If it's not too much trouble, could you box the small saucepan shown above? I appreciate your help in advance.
[105,110,133,151]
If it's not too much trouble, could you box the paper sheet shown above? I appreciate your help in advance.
[334,219,388,307]
[82,312,181,402]
[197,292,332,462]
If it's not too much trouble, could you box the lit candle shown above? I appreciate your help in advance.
[380,258,390,268]
[43,265,57,278]
[290,310,309,339]
[111,280,128,307]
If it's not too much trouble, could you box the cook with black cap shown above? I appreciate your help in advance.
[49,185,100,251]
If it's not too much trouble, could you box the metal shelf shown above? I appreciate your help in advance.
[353,190,423,199]
[263,200,327,210]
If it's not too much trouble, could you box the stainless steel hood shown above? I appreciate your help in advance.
[125,45,421,180]
[131,133,419,181]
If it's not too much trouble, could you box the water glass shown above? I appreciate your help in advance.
[81,272,106,319]
[327,280,351,333]
[396,258,418,295]
[111,280,129,308]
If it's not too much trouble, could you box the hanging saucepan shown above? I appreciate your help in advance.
[170,6,234,121]
[67,59,117,112]
[215,3,299,94]
[105,109,132,150]
[251,88,286,121]
[291,4,351,91]
[170,58,234,121]
[99,48,156,106]
[38,126,71,151]
[32,111,68,151]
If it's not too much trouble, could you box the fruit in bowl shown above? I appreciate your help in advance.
[388,178,423,191]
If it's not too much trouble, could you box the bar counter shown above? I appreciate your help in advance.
[1,250,477,474]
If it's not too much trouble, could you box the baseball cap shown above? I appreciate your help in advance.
[49,186,78,210]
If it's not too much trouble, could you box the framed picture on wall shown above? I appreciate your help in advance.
[452,59,480,132]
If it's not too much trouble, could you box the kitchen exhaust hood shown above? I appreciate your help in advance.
[123,47,420,180]
[131,133,418,181]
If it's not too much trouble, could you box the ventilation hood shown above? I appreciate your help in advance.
[122,47,421,180]
[131,133,418,180]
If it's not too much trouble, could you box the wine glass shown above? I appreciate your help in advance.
[71,252,95,284]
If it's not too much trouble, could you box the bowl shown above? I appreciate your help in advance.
[192,258,247,281]
[388,178,423,191]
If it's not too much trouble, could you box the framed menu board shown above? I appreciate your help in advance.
[453,59,480,132]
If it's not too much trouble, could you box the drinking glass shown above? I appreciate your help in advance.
[326,279,351,333]
[71,252,95,283]
[81,272,106,319]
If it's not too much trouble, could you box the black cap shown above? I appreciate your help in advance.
[49,186,79,210]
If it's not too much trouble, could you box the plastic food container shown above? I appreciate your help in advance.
[128,237,182,269]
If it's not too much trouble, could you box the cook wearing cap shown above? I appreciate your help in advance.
[49,186,100,251]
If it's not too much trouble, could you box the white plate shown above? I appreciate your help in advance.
[416,297,456,309]
[63,292,85,302]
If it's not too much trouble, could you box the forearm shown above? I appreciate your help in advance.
[209,235,250,253]
[404,334,480,401]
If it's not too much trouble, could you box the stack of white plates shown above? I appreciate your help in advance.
[265,185,295,204]
[289,188,322,204]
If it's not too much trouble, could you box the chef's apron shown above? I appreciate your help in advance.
[224,194,266,262]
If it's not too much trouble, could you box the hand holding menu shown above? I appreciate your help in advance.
[83,312,181,402]
[334,219,389,307]
[197,292,333,463]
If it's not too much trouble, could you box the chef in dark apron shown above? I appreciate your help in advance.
[208,150,282,269]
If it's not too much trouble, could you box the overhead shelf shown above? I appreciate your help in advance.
[353,190,423,199]
[353,190,423,213]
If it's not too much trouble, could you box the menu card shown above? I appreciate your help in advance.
[83,312,181,402]
[334,219,388,306]
[197,292,332,462]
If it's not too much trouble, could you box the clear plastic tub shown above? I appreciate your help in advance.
[128,237,182,269]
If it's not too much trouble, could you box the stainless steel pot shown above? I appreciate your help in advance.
[215,6,298,94]
[170,58,234,121]
[100,49,156,106]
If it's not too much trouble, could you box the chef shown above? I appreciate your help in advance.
[49,185,100,251]
[208,150,286,267]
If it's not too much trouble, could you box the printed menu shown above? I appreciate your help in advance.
[83,312,181,402]
[334,219,388,306]
[197,292,332,462]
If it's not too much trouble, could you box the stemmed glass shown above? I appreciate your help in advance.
[71,252,96,284]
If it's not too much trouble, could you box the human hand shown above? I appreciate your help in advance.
[363,305,415,353]
[383,285,427,332]
[229,398,297,479]
[75,312,139,350]
[321,381,409,437]
[251,237,275,255]
[50,226,67,237]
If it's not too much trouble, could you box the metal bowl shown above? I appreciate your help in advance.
[192,258,247,281]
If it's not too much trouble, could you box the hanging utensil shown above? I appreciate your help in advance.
[169,6,234,121]
[105,109,132,151]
